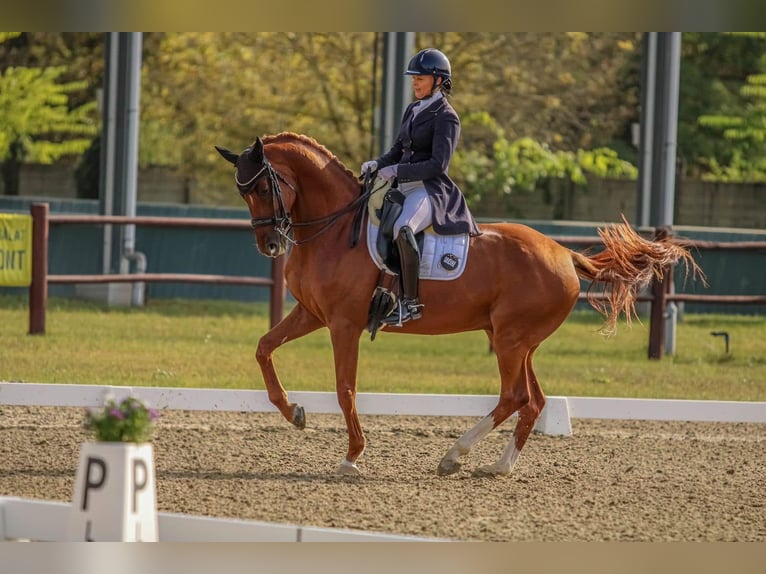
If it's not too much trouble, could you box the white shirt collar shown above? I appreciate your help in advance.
[411,90,444,117]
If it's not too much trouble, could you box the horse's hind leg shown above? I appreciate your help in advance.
[436,342,529,477]
[256,303,323,428]
[473,346,544,477]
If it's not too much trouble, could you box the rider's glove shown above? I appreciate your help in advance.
[360,160,378,175]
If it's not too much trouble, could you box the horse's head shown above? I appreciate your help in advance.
[215,137,296,257]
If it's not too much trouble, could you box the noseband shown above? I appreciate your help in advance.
[235,159,296,244]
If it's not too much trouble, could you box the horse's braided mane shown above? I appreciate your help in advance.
[262,132,357,181]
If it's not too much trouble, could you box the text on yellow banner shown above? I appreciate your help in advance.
[0,213,33,287]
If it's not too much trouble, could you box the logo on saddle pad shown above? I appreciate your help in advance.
[440,253,459,271]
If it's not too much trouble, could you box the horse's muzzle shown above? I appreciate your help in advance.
[258,234,287,258]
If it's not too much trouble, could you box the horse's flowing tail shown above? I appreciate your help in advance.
[570,217,703,334]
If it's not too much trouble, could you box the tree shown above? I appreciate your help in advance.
[10,32,766,206]
[139,32,377,204]
[696,33,766,181]
[138,32,641,206]
[680,32,766,180]
[417,32,641,152]
[451,110,637,212]
[0,32,98,195]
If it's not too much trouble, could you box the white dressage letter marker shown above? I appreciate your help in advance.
[82,456,107,511]
[68,442,158,541]
[132,459,148,514]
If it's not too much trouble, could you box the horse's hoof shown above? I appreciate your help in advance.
[436,459,461,476]
[292,404,306,430]
[472,465,510,478]
[336,460,361,476]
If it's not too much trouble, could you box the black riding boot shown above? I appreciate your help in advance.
[382,226,423,325]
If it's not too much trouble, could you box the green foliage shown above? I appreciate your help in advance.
[135,32,641,205]
[452,112,636,204]
[7,32,766,199]
[0,33,21,43]
[140,32,377,204]
[83,395,159,443]
[691,33,766,181]
[0,65,97,163]
[577,148,638,179]
[0,32,98,175]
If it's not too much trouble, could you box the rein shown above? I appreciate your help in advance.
[240,158,381,247]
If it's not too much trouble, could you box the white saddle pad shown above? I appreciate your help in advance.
[366,219,470,281]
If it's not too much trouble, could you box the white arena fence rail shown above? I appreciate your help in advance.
[0,497,443,542]
[2,382,764,542]
[2,383,765,435]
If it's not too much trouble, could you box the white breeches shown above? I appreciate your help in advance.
[393,181,433,238]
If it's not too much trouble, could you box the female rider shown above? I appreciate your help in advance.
[361,48,481,325]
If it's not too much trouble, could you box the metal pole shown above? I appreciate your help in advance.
[649,32,681,228]
[394,32,414,132]
[369,33,380,159]
[28,203,49,335]
[378,32,415,155]
[379,33,398,155]
[101,32,119,274]
[122,32,141,241]
[636,32,657,228]
[646,32,682,359]
[120,32,146,306]
[658,32,681,227]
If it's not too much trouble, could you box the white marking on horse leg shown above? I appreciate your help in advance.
[336,458,361,476]
[473,438,521,477]
[439,415,495,470]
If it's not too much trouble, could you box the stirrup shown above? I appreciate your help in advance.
[380,299,423,327]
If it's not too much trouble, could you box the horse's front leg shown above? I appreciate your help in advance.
[329,321,365,476]
[256,303,323,428]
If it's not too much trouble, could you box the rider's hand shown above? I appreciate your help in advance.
[360,160,378,175]
[377,164,398,181]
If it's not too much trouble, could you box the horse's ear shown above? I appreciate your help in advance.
[215,145,238,165]
[248,137,264,163]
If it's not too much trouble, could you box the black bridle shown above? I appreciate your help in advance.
[235,159,295,242]
[236,157,381,247]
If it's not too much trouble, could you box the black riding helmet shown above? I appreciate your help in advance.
[405,48,452,94]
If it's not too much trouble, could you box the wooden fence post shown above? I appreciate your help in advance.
[647,226,671,359]
[29,203,49,335]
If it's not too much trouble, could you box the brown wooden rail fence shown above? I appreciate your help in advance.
[555,227,766,358]
[28,203,285,335]
[27,203,766,359]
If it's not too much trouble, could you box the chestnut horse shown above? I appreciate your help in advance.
[215,132,697,478]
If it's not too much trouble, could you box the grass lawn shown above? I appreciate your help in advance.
[1,295,764,401]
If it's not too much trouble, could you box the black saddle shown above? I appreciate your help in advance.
[375,185,425,274]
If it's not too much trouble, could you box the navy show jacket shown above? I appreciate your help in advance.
[376,97,481,237]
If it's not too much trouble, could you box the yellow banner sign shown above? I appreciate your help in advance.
[0,213,32,287]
